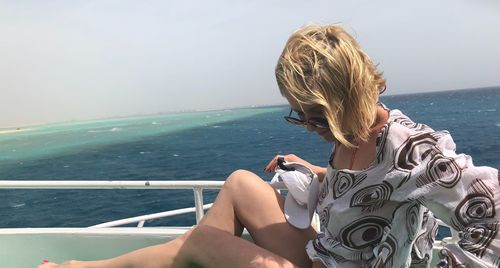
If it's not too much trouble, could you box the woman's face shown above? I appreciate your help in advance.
[283,91,335,143]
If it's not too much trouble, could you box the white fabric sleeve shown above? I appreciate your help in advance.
[391,131,500,268]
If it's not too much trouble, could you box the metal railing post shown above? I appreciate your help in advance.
[193,187,204,223]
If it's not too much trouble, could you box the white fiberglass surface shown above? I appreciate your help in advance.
[0,228,186,268]
[1,228,443,268]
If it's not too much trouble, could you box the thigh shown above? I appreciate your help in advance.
[176,225,301,268]
[206,170,318,267]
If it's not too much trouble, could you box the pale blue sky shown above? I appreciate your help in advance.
[1,0,499,127]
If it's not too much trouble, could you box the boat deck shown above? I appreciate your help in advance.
[0,227,186,267]
[0,227,447,267]
[0,180,453,267]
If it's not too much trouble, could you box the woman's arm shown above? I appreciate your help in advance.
[390,131,499,267]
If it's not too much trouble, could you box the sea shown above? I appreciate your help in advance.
[0,87,499,233]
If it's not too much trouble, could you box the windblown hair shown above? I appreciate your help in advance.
[275,24,386,147]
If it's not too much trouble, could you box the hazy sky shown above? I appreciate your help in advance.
[1,0,499,128]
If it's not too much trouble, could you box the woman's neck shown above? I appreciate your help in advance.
[370,106,389,135]
[331,106,389,170]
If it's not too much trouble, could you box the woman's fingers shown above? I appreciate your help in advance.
[263,155,277,172]
[264,155,283,172]
[264,154,304,172]
[264,154,316,173]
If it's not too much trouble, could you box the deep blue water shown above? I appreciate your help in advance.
[0,87,499,231]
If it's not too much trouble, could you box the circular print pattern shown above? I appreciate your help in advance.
[318,177,329,205]
[454,193,496,229]
[405,203,421,241]
[417,154,462,188]
[339,216,390,250]
[394,133,438,171]
[319,206,330,227]
[393,115,429,131]
[350,182,393,212]
[332,171,367,199]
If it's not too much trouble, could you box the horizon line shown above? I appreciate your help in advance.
[1,85,498,130]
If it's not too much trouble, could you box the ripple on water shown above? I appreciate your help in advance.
[10,203,26,208]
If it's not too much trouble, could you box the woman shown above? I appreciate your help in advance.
[40,24,499,268]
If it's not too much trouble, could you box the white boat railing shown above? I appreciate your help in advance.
[0,180,459,245]
[0,180,224,227]
[90,203,214,228]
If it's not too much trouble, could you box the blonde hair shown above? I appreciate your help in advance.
[275,24,386,147]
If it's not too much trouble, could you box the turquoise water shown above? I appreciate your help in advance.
[0,87,499,229]
[0,107,282,162]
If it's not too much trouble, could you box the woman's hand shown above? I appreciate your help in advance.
[264,154,312,172]
[264,154,326,181]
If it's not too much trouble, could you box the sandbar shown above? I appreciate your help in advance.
[0,128,32,134]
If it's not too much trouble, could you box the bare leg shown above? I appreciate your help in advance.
[172,225,300,268]
[40,170,316,268]
[198,169,317,266]
[56,225,306,268]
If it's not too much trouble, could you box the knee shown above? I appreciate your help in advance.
[227,169,256,181]
[175,226,221,267]
[186,225,228,248]
[190,224,221,238]
[224,169,261,190]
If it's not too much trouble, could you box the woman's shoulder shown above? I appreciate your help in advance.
[382,106,459,163]
[380,106,451,154]
[387,108,434,134]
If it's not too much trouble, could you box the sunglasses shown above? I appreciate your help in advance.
[284,109,329,129]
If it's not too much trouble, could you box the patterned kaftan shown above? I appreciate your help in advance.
[306,106,499,267]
